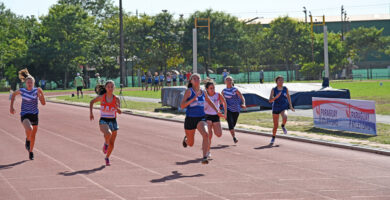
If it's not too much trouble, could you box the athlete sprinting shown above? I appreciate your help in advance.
[204,80,227,159]
[180,74,220,164]
[10,69,46,160]
[90,80,122,166]
[269,76,294,145]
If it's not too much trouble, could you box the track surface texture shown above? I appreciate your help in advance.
[1,94,390,200]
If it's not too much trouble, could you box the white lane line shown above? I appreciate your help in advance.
[137,195,199,200]
[29,186,87,191]
[351,195,390,199]
[115,184,169,188]
[0,128,126,200]
[0,172,25,200]
[37,127,230,200]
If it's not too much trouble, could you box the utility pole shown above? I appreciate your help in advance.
[303,7,307,23]
[119,0,125,86]
[341,5,344,41]
[193,28,197,73]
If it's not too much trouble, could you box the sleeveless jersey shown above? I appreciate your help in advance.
[222,87,241,112]
[185,88,205,117]
[204,93,220,115]
[20,88,38,116]
[272,86,289,110]
[100,94,117,118]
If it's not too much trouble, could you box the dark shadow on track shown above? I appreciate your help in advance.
[210,145,230,150]
[150,171,204,183]
[58,165,105,176]
[175,158,203,165]
[254,144,280,150]
[0,160,28,170]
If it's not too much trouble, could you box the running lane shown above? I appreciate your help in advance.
[1,94,390,200]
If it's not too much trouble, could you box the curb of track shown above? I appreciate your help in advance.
[47,99,390,156]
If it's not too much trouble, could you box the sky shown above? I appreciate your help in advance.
[2,0,390,19]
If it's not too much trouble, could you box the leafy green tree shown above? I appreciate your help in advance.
[344,27,383,62]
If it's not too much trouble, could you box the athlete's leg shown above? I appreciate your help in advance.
[196,121,209,158]
[281,110,288,126]
[22,119,33,141]
[106,131,117,158]
[100,124,112,146]
[29,125,38,152]
[272,114,279,136]
[184,130,196,147]
[206,120,213,152]
[212,122,222,137]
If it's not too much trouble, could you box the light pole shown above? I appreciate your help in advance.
[119,0,125,86]
[303,7,307,23]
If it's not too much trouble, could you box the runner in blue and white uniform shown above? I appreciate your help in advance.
[141,72,146,91]
[153,72,159,91]
[159,72,165,88]
[269,76,294,145]
[180,73,220,164]
[10,69,46,160]
[179,72,184,86]
[222,76,246,144]
[146,72,152,91]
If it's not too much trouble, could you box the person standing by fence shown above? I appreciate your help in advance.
[74,73,85,98]
[260,70,264,84]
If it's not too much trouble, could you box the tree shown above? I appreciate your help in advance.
[264,17,311,81]
[40,4,97,88]
[344,27,383,63]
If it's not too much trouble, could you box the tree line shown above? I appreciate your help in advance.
[1,0,389,89]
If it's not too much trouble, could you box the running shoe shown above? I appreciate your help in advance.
[201,157,209,164]
[182,136,187,148]
[29,152,34,160]
[282,126,288,134]
[105,157,110,166]
[270,137,275,145]
[102,143,108,154]
[233,137,238,144]
[25,139,30,152]
[206,152,211,160]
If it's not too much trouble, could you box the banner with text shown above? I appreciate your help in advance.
[312,97,377,135]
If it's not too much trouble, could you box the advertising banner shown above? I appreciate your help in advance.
[312,97,377,135]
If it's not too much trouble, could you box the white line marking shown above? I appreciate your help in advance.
[115,184,169,188]
[37,127,230,200]
[0,172,25,200]
[0,128,127,200]
[29,186,87,191]
[138,195,199,199]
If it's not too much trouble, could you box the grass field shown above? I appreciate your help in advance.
[54,95,164,112]
[237,112,390,145]
[114,90,161,99]
[330,80,390,115]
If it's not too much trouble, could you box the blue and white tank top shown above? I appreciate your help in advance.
[20,88,39,116]
[154,76,159,82]
[222,87,241,112]
[179,74,184,80]
[186,88,205,117]
[141,75,146,81]
[272,86,289,110]
[159,75,164,81]
[147,76,152,83]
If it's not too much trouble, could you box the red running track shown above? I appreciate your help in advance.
[1,94,390,200]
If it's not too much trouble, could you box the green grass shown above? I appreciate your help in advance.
[53,94,390,145]
[115,90,161,99]
[238,111,390,145]
[331,80,390,115]
[54,95,164,112]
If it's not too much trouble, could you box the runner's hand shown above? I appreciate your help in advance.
[90,113,94,121]
[10,107,15,114]
[241,104,246,109]
[290,107,295,112]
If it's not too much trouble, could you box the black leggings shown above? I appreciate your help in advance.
[227,110,240,130]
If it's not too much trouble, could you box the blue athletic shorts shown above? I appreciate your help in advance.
[99,118,119,131]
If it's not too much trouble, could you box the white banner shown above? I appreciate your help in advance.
[312,97,377,135]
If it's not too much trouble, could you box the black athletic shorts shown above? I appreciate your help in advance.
[184,116,205,130]
[227,110,239,130]
[21,114,39,126]
[205,114,220,123]
[77,86,83,91]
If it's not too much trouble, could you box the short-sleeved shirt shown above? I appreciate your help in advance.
[223,87,242,112]
[75,76,84,87]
